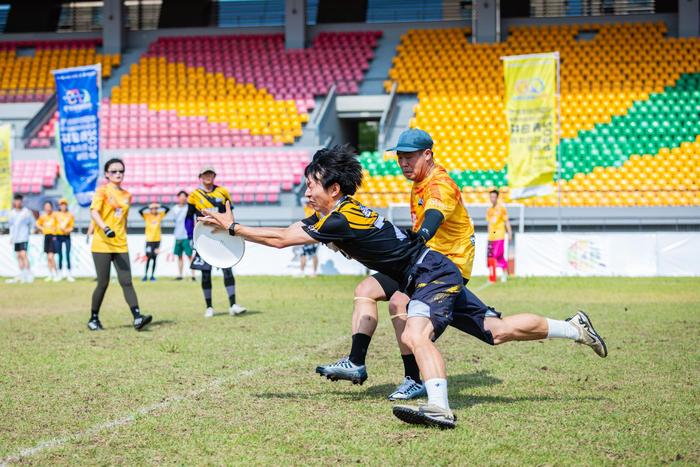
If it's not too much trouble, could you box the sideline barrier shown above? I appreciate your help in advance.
[0,233,698,278]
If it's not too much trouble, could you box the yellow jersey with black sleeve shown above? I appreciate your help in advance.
[90,183,131,253]
[187,185,232,215]
[142,212,166,242]
[410,165,475,281]
[303,204,315,219]
[486,204,508,241]
[36,212,59,235]
[54,211,75,235]
[302,196,426,285]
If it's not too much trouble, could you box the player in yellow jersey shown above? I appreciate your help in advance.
[299,199,319,277]
[486,189,512,282]
[88,158,153,332]
[138,202,170,282]
[187,166,246,318]
[317,129,475,399]
[54,198,75,282]
[36,200,59,281]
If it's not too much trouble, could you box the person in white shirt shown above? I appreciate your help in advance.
[7,194,35,283]
[171,190,195,281]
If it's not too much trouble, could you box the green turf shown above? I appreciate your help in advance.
[0,276,698,465]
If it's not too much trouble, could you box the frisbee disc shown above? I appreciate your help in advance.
[193,222,245,268]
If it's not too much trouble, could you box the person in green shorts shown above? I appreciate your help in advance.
[172,190,195,281]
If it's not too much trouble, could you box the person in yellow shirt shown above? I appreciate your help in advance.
[88,158,152,332]
[299,199,319,277]
[138,202,169,282]
[54,198,75,282]
[36,200,59,282]
[187,166,246,318]
[486,189,512,282]
[316,129,476,400]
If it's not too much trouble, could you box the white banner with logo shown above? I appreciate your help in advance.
[0,234,368,278]
[516,233,700,277]
[2,233,696,278]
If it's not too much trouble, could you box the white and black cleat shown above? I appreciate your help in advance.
[567,310,608,358]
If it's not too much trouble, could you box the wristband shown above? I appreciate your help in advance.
[228,222,239,236]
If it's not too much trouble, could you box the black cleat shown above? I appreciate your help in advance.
[133,314,153,331]
[87,318,104,331]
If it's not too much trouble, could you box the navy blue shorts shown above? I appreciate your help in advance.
[302,244,318,257]
[404,250,500,344]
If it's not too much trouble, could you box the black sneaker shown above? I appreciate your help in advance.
[175,276,183,281]
[87,318,103,331]
[133,314,153,331]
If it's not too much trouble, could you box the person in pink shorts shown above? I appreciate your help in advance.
[486,189,512,282]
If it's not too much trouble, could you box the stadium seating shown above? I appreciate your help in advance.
[119,150,309,204]
[0,39,119,103]
[358,22,700,207]
[29,32,380,149]
[11,160,60,194]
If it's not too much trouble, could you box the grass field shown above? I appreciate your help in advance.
[1,275,699,465]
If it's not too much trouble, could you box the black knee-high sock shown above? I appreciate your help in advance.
[202,270,213,308]
[150,256,157,277]
[144,258,151,277]
[401,354,421,383]
[349,333,372,366]
[222,269,236,306]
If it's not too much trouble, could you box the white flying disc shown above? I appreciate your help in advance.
[193,222,245,268]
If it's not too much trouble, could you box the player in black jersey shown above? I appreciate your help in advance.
[200,145,607,430]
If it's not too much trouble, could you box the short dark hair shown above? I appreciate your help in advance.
[13,193,23,201]
[104,158,124,173]
[489,189,500,196]
[177,190,188,197]
[304,144,362,196]
[43,200,53,209]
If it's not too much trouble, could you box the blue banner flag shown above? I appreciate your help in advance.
[53,65,101,207]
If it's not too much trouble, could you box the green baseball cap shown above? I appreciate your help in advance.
[387,128,434,152]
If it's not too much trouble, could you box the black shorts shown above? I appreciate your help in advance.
[302,244,318,257]
[145,241,160,257]
[405,250,500,343]
[14,242,28,252]
[373,272,469,300]
[43,235,56,254]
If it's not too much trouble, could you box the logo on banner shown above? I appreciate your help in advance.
[62,88,92,112]
[567,240,606,273]
[514,78,545,99]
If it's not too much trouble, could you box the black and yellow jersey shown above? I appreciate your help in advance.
[187,185,232,215]
[186,185,233,239]
[302,196,427,284]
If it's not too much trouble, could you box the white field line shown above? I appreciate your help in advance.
[471,281,493,293]
[1,334,350,466]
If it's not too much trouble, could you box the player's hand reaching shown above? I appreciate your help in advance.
[199,200,235,233]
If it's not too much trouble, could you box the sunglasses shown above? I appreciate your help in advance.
[108,169,125,174]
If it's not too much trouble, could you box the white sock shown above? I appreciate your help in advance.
[546,319,580,340]
[425,378,450,410]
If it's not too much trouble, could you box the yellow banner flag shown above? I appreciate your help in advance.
[0,124,11,212]
[503,52,559,199]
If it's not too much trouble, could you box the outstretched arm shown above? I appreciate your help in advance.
[199,201,316,249]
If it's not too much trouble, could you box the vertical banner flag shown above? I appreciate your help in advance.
[0,124,11,212]
[502,53,559,199]
[52,64,101,207]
